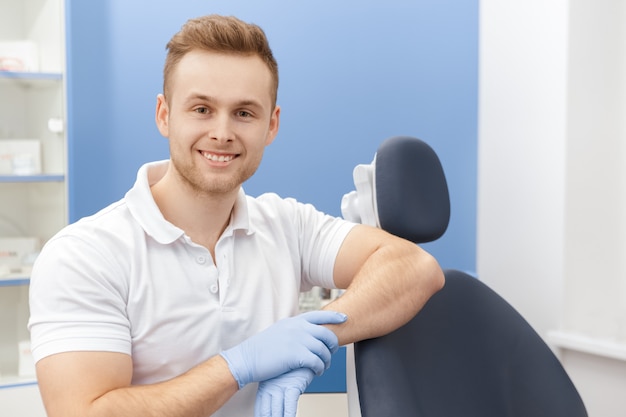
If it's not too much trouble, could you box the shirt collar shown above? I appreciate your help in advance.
[126,160,253,244]
[224,187,254,237]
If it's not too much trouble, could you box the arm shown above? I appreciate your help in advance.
[325,224,445,345]
[36,351,238,417]
[253,224,444,417]
[36,310,346,417]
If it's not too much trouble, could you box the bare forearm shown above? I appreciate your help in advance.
[325,239,444,345]
[38,353,238,417]
[92,358,237,417]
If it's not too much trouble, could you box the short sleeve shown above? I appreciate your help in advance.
[28,233,131,363]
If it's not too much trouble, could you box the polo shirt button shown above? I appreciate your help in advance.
[210,284,218,293]
[196,256,206,264]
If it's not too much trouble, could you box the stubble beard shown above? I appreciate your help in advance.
[173,153,262,197]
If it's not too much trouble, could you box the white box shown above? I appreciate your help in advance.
[0,139,42,175]
[0,41,39,72]
[0,237,39,271]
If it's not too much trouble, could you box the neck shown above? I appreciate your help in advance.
[151,169,239,258]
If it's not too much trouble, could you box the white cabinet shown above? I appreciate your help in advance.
[0,0,66,410]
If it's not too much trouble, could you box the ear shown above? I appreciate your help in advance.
[155,94,170,137]
[265,105,281,146]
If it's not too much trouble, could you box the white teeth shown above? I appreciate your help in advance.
[203,152,234,162]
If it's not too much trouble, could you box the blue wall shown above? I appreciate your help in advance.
[66,0,478,272]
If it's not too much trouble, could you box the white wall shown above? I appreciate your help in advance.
[478,1,626,416]
[478,0,569,338]
[563,0,626,348]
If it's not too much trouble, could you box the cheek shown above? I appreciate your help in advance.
[249,139,269,158]
[242,139,267,169]
[170,122,202,144]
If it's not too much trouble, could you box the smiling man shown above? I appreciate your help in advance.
[28,15,444,417]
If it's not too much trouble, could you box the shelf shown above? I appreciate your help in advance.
[0,375,37,390]
[0,174,64,183]
[0,71,63,87]
[0,277,30,287]
[0,1,66,408]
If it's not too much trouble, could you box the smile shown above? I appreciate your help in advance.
[201,151,236,162]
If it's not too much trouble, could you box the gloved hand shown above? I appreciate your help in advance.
[255,368,315,417]
[220,310,347,389]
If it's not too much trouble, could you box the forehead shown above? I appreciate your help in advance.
[168,49,274,108]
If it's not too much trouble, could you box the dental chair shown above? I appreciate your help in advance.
[341,136,587,417]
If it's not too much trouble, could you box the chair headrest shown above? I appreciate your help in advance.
[341,136,450,243]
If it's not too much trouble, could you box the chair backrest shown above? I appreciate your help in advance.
[353,269,587,417]
[374,135,450,243]
[345,136,587,417]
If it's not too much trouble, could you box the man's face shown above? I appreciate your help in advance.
[156,49,280,196]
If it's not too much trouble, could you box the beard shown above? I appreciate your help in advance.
[171,151,263,197]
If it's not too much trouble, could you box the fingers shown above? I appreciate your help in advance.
[255,391,285,417]
[300,310,348,326]
[270,390,284,417]
[254,391,270,417]
[283,387,301,417]
[255,369,314,417]
[300,310,347,355]
[291,311,347,374]
[254,392,284,417]
[295,338,333,375]
[304,324,340,356]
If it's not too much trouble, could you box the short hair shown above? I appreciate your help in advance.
[163,14,279,107]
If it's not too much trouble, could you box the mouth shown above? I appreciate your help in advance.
[200,151,238,163]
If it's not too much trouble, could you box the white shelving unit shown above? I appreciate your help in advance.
[0,0,66,413]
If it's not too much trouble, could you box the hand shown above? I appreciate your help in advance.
[220,310,347,389]
[255,368,315,417]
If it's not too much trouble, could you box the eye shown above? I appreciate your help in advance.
[194,106,209,115]
[237,110,252,118]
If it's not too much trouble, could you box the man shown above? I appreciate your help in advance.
[28,14,444,417]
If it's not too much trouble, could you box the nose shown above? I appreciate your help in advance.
[209,113,234,143]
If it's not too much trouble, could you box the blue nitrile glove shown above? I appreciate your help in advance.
[255,368,315,417]
[220,310,347,389]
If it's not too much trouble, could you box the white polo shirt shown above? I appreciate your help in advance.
[28,160,355,416]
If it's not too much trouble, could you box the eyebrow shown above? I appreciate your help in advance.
[185,93,263,109]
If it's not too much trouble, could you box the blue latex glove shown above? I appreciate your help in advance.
[220,310,347,389]
[255,368,315,417]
